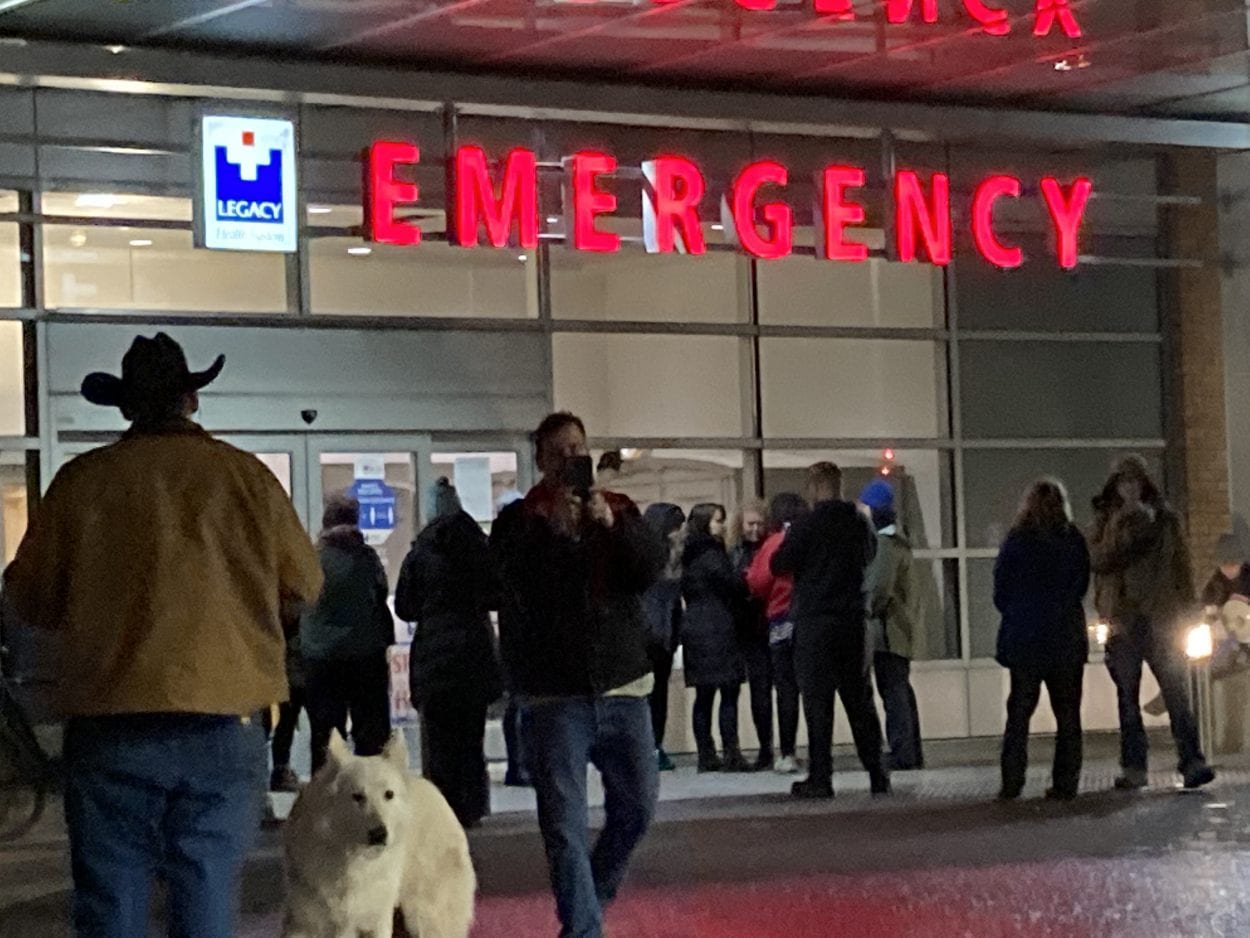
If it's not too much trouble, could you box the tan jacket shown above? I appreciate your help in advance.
[3,421,323,718]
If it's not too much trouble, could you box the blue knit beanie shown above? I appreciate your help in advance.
[859,479,895,512]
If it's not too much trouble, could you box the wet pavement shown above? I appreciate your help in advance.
[4,735,1250,937]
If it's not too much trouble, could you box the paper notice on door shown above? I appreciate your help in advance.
[353,454,386,480]
[454,456,493,522]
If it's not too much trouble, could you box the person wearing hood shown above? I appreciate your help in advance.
[772,462,888,799]
[396,478,504,828]
[641,502,686,772]
[993,479,1090,801]
[1091,455,1214,791]
[681,503,752,773]
[301,493,394,775]
[861,480,925,773]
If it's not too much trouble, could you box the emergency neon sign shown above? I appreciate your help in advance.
[364,142,1093,270]
[585,0,1082,39]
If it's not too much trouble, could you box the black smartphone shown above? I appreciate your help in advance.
[560,455,594,501]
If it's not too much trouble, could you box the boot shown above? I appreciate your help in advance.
[722,748,755,773]
[697,748,723,773]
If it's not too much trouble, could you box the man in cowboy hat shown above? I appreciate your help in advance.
[3,333,323,938]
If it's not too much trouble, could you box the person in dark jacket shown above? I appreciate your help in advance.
[730,500,775,771]
[993,478,1091,801]
[301,494,394,775]
[490,412,664,938]
[266,633,307,793]
[395,478,504,829]
[642,502,686,773]
[772,462,888,799]
[682,503,751,773]
[1091,455,1214,791]
[745,492,810,776]
[861,480,925,772]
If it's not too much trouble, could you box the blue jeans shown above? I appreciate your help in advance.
[526,696,658,938]
[63,713,267,938]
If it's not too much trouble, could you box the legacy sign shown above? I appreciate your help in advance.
[364,142,1092,270]
[196,115,299,253]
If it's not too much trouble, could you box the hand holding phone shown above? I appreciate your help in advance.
[559,455,595,502]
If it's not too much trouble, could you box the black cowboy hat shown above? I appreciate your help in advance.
[81,333,225,410]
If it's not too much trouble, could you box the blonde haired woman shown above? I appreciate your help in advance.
[730,499,775,769]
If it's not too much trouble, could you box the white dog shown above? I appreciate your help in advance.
[282,730,476,938]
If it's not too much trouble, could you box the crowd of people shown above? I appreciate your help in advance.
[0,333,1236,938]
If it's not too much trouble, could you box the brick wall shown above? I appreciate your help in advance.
[1163,151,1231,585]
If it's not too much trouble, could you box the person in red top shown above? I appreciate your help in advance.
[745,492,809,775]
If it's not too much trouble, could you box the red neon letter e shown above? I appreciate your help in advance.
[971,175,1024,269]
[820,165,869,263]
[886,0,937,24]
[644,156,707,255]
[364,141,420,246]
[730,161,793,260]
[454,146,538,249]
[895,171,952,266]
[963,0,1009,36]
[1040,176,1092,270]
[813,0,854,16]
[1034,0,1082,38]
[568,151,620,254]
[735,0,777,9]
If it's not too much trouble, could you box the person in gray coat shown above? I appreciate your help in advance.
[681,503,750,773]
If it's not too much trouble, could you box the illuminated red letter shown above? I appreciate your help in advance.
[643,156,707,256]
[895,171,952,266]
[819,166,868,263]
[453,146,538,249]
[1040,176,1092,270]
[971,175,1023,269]
[735,0,777,9]
[567,151,620,254]
[730,161,793,261]
[813,0,854,16]
[886,0,937,24]
[963,0,1009,36]
[1034,0,1082,38]
[364,141,420,246]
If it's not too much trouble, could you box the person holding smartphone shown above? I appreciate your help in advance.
[490,412,664,938]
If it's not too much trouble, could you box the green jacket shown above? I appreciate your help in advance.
[865,528,922,660]
[1091,503,1195,632]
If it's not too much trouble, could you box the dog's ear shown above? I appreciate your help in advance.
[327,729,350,768]
[382,730,408,770]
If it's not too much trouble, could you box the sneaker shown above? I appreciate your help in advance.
[1114,767,1149,790]
[1183,762,1216,790]
[754,750,775,772]
[791,778,834,800]
[774,755,800,775]
[656,749,677,772]
[269,766,301,793]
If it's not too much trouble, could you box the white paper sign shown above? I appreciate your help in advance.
[454,456,494,522]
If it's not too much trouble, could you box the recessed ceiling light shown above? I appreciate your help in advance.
[75,193,121,209]
[546,216,560,225]
[104,44,127,55]
[711,223,725,231]
[517,254,528,262]
[69,231,87,249]
[128,239,153,248]
[347,246,372,256]
[308,205,333,215]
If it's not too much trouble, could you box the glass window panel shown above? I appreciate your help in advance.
[760,338,946,439]
[318,452,416,597]
[41,191,191,222]
[430,451,519,527]
[0,191,17,213]
[0,452,28,564]
[955,236,1159,333]
[0,322,25,437]
[758,250,942,328]
[762,448,953,549]
[43,226,286,313]
[963,448,1165,549]
[550,220,746,323]
[591,448,745,518]
[914,558,961,661]
[960,340,1163,439]
[0,224,19,307]
[309,235,537,319]
[553,333,744,439]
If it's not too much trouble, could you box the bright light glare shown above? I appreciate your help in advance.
[1186,623,1214,661]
